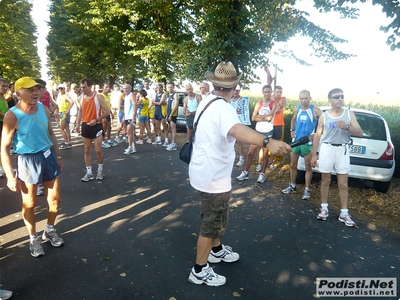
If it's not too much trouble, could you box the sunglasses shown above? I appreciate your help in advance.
[331,95,344,100]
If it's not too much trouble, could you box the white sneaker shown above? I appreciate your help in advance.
[124,147,136,155]
[136,140,144,145]
[81,172,95,182]
[188,264,226,286]
[152,139,162,145]
[208,244,240,263]
[146,139,152,144]
[255,163,262,172]
[236,157,245,167]
[96,171,104,180]
[102,141,111,148]
[122,136,128,143]
[268,163,275,170]
[166,143,177,151]
[236,171,249,181]
[317,208,329,221]
[338,214,356,227]
[162,141,169,147]
[256,172,265,183]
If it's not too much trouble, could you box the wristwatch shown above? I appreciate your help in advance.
[346,124,350,130]
[262,137,270,148]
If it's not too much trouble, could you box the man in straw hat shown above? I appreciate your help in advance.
[187,61,291,286]
[1,77,64,258]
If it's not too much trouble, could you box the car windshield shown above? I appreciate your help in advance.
[354,112,386,141]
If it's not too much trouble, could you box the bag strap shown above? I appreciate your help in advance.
[193,96,226,133]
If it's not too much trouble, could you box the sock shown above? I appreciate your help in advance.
[212,244,223,253]
[165,138,168,143]
[341,209,349,215]
[194,263,207,273]
[86,166,92,174]
[239,156,244,160]
[98,164,103,172]
[305,187,310,191]
[30,234,38,243]
[321,203,328,210]
[45,224,54,233]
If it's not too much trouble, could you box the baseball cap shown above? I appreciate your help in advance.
[57,84,66,89]
[35,79,47,87]
[15,77,42,92]
[137,84,144,89]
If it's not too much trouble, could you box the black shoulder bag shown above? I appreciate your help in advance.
[179,97,224,164]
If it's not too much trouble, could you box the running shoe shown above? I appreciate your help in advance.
[236,171,249,181]
[255,163,262,172]
[108,140,118,147]
[338,214,356,227]
[162,141,169,147]
[188,264,226,286]
[81,172,95,182]
[257,172,266,183]
[236,157,245,167]
[152,139,162,145]
[302,189,311,200]
[42,228,64,247]
[96,171,104,180]
[124,147,137,155]
[136,140,144,145]
[146,139,152,144]
[30,236,45,257]
[268,163,275,170]
[208,244,240,263]
[102,141,111,148]
[166,143,177,151]
[281,184,296,195]
[0,289,12,300]
[317,208,329,221]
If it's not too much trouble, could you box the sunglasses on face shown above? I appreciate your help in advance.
[331,95,344,100]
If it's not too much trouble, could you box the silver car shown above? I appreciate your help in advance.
[297,107,396,193]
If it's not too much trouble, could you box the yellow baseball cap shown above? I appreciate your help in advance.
[15,77,42,92]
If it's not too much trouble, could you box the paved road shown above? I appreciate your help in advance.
[0,128,399,300]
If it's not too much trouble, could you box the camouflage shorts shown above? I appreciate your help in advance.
[199,190,232,239]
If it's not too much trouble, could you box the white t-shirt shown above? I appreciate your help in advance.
[189,94,240,193]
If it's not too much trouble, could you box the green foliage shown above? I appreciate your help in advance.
[45,0,382,85]
[0,0,40,80]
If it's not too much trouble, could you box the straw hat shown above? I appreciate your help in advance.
[205,61,242,88]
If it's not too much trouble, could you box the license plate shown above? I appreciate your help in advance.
[349,145,366,154]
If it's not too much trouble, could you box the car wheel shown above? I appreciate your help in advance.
[296,170,306,184]
[373,180,391,193]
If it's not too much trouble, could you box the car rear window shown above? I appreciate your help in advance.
[354,112,386,141]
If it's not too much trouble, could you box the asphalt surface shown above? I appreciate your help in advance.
[0,126,399,300]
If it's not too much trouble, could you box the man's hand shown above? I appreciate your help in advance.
[7,176,20,192]
[266,139,291,156]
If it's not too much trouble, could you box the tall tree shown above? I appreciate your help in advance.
[0,0,40,80]
[46,0,399,84]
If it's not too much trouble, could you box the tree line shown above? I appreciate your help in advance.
[1,0,399,85]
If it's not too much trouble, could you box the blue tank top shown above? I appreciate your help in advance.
[187,94,198,112]
[155,92,164,115]
[167,93,177,116]
[11,103,53,154]
[294,105,317,143]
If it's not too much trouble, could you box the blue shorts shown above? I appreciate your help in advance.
[17,149,61,184]
[154,112,165,121]
[139,115,149,123]
[186,115,195,129]
[118,109,124,123]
